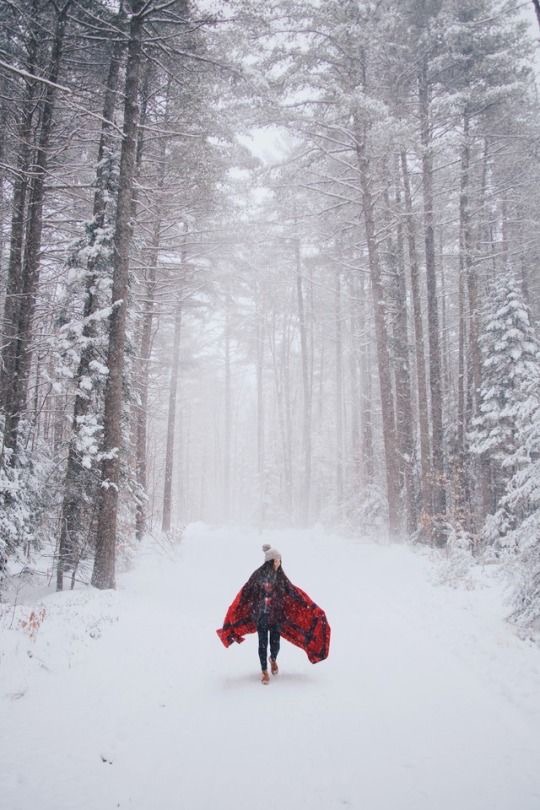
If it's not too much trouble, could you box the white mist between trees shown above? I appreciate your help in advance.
[1,1,540,633]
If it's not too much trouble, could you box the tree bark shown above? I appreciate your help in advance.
[456,156,467,522]
[162,295,183,533]
[282,309,294,518]
[294,217,312,525]
[400,150,432,526]
[223,283,232,521]
[419,59,446,543]
[135,78,171,540]
[0,73,11,312]
[533,0,540,31]
[347,271,362,495]
[515,202,530,305]
[335,267,344,510]
[387,180,417,534]
[256,297,265,529]
[57,20,125,590]
[455,111,479,529]
[270,309,293,516]
[4,1,72,458]
[0,4,40,456]
[461,113,481,415]
[354,125,400,533]
[91,0,145,590]
[135,217,161,539]
[359,275,374,485]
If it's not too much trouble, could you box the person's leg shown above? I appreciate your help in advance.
[269,624,280,672]
[257,616,269,672]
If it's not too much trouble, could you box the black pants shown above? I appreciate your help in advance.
[257,615,280,671]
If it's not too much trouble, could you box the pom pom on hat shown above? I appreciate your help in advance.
[262,543,281,562]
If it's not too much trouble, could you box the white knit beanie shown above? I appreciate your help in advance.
[262,543,281,562]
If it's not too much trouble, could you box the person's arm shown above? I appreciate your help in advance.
[281,572,295,597]
[239,570,260,610]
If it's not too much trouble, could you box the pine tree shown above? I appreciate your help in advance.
[469,270,540,519]
[91,0,146,590]
[501,384,540,624]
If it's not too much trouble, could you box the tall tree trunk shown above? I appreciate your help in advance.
[295,216,312,525]
[282,310,294,518]
[335,267,344,510]
[0,4,40,456]
[515,202,530,304]
[419,59,446,543]
[162,296,183,533]
[359,275,374,485]
[533,0,540,31]
[91,0,145,590]
[461,113,481,415]
[456,144,467,524]
[387,180,417,534]
[347,271,362,495]
[57,21,125,590]
[0,74,11,310]
[270,310,293,516]
[180,402,191,521]
[439,226,451,398]
[256,299,265,529]
[223,283,232,521]
[474,137,493,526]
[400,151,432,524]
[456,111,480,529]
[135,217,161,538]
[135,80,171,540]
[354,124,400,532]
[5,1,72,458]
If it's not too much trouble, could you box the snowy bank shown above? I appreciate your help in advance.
[1,525,540,810]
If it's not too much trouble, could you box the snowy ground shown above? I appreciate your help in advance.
[2,524,540,810]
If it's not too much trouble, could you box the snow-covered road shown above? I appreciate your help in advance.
[2,524,540,810]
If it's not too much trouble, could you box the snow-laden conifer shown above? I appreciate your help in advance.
[466,267,540,629]
[469,270,540,515]
[498,370,540,630]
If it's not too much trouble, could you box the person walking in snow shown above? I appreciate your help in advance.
[217,544,331,685]
[249,545,285,683]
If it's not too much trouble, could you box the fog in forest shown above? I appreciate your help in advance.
[4,6,540,808]
[1,0,540,623]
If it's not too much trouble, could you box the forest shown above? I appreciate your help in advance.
[1,0,540,632]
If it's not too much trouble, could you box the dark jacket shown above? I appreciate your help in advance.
[217,562,331,664]
[244,562,289,625]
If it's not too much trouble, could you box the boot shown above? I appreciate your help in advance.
[270,658,279,675]
[261,670,270,685]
